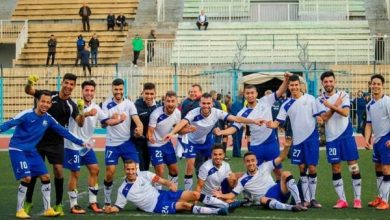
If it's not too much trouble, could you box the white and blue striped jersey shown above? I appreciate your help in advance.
[115,171,160,213]
[277,93,318,145]
[232,161,276,200]
[233,93,277,145]
[316,91,352,142]
[366,95,390,143]
[148,106,181,147]
[185,107,229,144]
[0,109,83,151]
[198,159,232,195]
[102,98,138,146]
[65,102,109,150]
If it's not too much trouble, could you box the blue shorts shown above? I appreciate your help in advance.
[184,141,212,159]
[373,133,390,165]
[149,142,177,166]
[291,131,319,165]
[9,149,48,180]
[221,178,233,194]
[326,136,359,164]
[265,183,290,203]
[153,190,183,214]
[64,148,98,171]
[249,134,281,167]
[105,141,139,165]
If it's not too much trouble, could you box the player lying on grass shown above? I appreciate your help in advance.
[104,160,241,215]
[213,137,307,212]
[0,90,88,219]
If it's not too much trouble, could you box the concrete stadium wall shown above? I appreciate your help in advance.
[0,0,17,20]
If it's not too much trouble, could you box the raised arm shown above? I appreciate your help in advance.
[24,75,39,96]
[273,136,292,166]
[275,72,292,98]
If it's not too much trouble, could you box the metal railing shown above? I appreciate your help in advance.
[387,0,390,20]
[0,20,26,39]
[157,0,165,22]
[198,0,251,22]
[15,20,28,60]
[144,39,175,67]
[371,35,390,64]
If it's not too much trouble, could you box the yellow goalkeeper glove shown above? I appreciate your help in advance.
[27,74,39,85]
[76,99,85,112]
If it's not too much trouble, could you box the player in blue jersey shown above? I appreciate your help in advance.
[315,71,361,209]
[364,74,390,210]
[0,90,87,219]
[266,74,322,208]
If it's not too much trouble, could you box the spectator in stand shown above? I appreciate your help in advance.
[132,34,144,67]
[147,30,156,63]
[46,34,57,67]
[79,2,91,32]
[196,9,209,30]
[80,45,91,76]
[116,13,127,31]
[107,12,115,31]
[88,33,100,66]
[353,90,367,133]
[75,34,85,66]
[374,33,386,63]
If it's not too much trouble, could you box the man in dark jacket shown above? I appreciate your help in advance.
[75,35,85,66]
[88,33,99,66]
[46,34,57,66]
[132,83,159,171]
[107,12,115,31]
[116,13,127,31]
[80,45,91,76]
[79,2,91,32]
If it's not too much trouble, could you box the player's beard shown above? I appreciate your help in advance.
[201,107,211,116]
[324,86,334,94]
[165,106,175,115]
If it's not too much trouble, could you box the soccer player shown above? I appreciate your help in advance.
[0,90,87,219]
[315,71,361,209]
[165,93,263,190]
[64,80,125,214]
[147,91,181,189]
[214,72,291,180]
[364,74,390,210]
[213,137,307,212]
[133,82,159,171]
[195,144,242,203]
[24,73,84,215]
[266,74,322,208]
[104,160,231,215]
[101,78,143,209]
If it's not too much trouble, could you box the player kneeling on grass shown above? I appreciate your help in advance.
[0,91,89,219]
[213,137,307,212]
[104,160,233,215]
[195,144,242,208]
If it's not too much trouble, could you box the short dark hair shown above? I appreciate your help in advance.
[38,90,52,100]
[201,92,212,99]
[143,82,156,91]
[192,83,202,92]
[216,93,223,101]
[124,160,137,167]
[63,73,77,82]
[244,84,257,91]
[165,90,177,98]
[320,70,335,81]
[212,144,225,152]
[243,151,256,160]
[371,74,385,84]
[288,74,300,83]
[112,78,124,86]
[81,80,96,89]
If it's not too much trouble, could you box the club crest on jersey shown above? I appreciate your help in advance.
[42,120,48,127]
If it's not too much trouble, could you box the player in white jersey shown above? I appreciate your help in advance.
[104,160,242,215]
[315,71,361,209]
[64,80,125,214]
[214,73,291,180]
[101,78,144,209]
[266,74,322,208]
[364,74,390,210]
[165,93,263,191]
[147,91,181,188]
[196,144,242,202]
[213,137,307,212]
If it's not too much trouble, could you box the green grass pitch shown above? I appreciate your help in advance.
[0,150,387,220]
